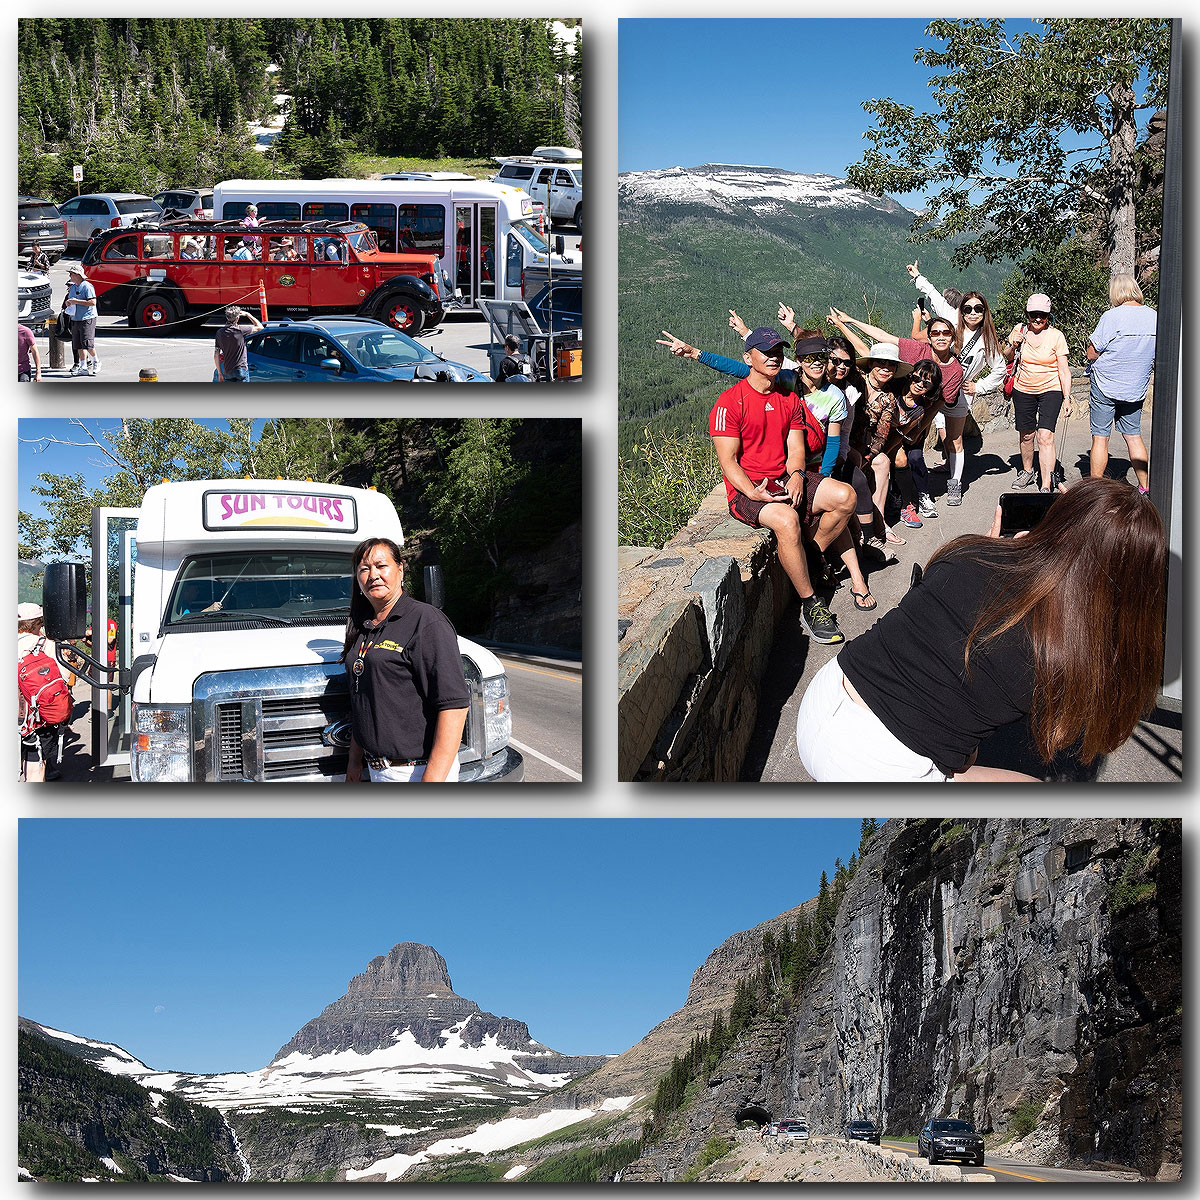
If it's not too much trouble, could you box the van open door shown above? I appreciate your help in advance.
[92,507,138,767]
[453,203,498,306]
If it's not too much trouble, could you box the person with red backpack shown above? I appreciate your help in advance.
[18,603,75,782]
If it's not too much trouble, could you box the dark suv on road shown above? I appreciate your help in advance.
[19,195,67,263]
[918,1118,985,1167]
[844,1121,880,1145]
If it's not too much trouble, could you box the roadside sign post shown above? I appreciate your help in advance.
[73,164,83,196]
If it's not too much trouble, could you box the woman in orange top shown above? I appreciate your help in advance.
[1006,293,1073,490]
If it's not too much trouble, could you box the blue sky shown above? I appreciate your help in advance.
[18,418,267,536]
[19,818,864,1072]
[617,18,1149,208]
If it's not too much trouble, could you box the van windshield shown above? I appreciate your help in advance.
[165,551,353,628]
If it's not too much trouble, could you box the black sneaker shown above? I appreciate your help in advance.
[800,597,844,644]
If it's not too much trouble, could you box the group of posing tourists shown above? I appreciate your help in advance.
[657,260,1163,781]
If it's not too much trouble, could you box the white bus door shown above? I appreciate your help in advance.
[91,508,138,767]
[453,203,498,305]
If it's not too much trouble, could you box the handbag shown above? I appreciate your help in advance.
[54,309,73,341]
[1003,331,1023,396]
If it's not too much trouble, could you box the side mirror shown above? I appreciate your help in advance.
[554,235,565,255]
[423,565,445,611]
[44,561,88,641]
[319,357,342,374]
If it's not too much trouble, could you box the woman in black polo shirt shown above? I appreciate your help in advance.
[342,538,470,782]
[794,478,1166,781]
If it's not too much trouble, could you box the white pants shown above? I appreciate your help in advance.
[368,758,460,783]
[796,657,948,782]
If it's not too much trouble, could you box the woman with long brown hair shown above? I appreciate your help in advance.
[342,537,470,783]
[794,478,1166,781]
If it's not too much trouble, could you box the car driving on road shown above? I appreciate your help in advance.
[777,1120,810,1144]
[844,1121,881,1145]
[918,1118,985,1167]
[244,316,490,383]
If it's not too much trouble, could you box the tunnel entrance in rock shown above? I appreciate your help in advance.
[735,1105,772,1127]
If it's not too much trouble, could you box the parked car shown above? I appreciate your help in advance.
[152,188,214,219]
[18,269,54,331]
[244,316,490,383]
[79,219,444,335]
[777,1120,810,1144]
[918,1118,985,1167]
[18,195,68,263]
[57,193,161,249]
[844,1121,880,1145]
[493,160,583,231]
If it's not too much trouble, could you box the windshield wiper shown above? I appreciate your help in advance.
[299,606,350,615]
[171,610,291,627]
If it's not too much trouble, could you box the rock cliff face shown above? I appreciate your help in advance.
[625,818,1181,1181]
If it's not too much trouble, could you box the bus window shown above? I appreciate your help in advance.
[351,203,397,252]
[222,235,262,262]
[104,235,140,261]
[268,236,302,263]
[397,204,446,255]
[220,201,301,220]
[303,202,349,222]
[512,219,550,256]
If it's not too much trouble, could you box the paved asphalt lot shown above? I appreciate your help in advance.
[28,229,581,385]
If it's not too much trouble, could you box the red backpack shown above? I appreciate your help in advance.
[18,637,72,735]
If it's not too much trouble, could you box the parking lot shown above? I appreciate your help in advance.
[29,229,581,385]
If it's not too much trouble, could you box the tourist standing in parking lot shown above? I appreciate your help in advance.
[29,245,51,275]
[18,324,42,382]
[64,265,99,376]
[214,305,262,383]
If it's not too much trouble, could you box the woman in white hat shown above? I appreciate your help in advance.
[64,264,99,376]
[1006,294,1073,490]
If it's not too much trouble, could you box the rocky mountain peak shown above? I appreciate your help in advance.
[345,942,456,1000]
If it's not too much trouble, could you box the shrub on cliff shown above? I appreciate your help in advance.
[618,428,720,548]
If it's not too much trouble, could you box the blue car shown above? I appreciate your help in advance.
[245,316,490,383]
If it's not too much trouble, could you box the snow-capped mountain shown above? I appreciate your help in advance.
[619,163,909,219]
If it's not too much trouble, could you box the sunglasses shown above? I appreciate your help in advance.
[961,303,985,314]
[912,373,936,384]
[929,327,954,337]
[1027,312,1050,322]
[829,357,852,368]
[799,353,828,366]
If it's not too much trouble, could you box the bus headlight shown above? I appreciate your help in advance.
[482,676,511,758]
[131,704,192,783]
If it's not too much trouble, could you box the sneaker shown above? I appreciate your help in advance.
[800,597,844,645]
[69,363,87,376]
[917,493,938,519]
[946,478,963,507]
[900,504,923,528]
[89,358,101,375]
[1014,469,1037,489]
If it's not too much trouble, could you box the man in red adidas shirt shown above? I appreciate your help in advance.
[703,327,854,644]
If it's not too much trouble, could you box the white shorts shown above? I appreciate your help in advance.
[368,758,460,783]
[795,657,949,783]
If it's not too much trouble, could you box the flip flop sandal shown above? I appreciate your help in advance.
[884,529,907,545]
[851,590,878,611]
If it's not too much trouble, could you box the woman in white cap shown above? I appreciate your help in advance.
[1006,295,1073,490]
[64,264,99,376]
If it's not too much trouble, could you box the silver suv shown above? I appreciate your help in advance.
[57,193,162,249]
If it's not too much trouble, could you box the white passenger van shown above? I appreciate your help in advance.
[213,179,574,309]
[42,479,523,783]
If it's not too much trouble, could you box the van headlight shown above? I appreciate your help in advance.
[131,704,192,782]
[482,675,511,757]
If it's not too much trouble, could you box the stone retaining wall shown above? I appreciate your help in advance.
[616,388,1021,782]
[827,1138,994,1183]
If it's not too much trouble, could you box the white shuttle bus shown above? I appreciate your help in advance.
[213,178,575,310]
[42,479,523,783]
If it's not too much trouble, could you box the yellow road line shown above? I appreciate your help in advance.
[502,661,582,682]
[882,1144,1045,1183]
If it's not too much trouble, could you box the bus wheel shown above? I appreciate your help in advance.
[376,297,424,337]
[130,291,181,332]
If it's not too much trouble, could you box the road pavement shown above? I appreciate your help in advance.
[881,1140,1140,1184]
[743,415,1181,783]
[29,230,581,385]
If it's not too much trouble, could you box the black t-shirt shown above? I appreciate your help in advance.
[497,352,525,381]
[837,551,1036,775]
[215,325,248,372]
[347,594,471,761]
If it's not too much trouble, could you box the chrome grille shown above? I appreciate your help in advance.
[217,705,244,778]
